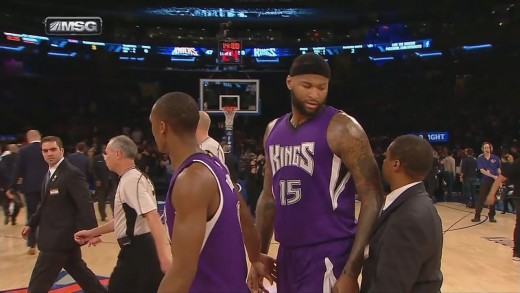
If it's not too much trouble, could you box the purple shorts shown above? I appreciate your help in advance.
[276,238,354,293]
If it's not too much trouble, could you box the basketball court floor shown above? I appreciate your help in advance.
[1,202,519,293]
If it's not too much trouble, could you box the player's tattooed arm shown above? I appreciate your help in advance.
[328,113,385,278]
[255,119,278,254]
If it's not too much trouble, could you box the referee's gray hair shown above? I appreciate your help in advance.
[109,135,138,159]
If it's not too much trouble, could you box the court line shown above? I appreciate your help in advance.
[436,203,489,233]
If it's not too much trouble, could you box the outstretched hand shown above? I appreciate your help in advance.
[333,274,360,293]
[247,254,277,293]
[88,236,102,247]
[21,226,31,240]
[74,230,94,245]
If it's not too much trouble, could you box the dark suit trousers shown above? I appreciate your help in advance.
[96,186,108,220]
[25,191,41,247]
[1,193,20,223]
[108,234,163,293]
[475,183,495,219]
[96,186,115,220]
[514,199,520,254]
[28,247,106,293]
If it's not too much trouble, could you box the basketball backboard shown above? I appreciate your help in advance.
[199,79,260,115]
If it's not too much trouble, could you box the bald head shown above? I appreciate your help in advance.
[198,111,211,133]
[26,130,41,143]
[7,144,18,153]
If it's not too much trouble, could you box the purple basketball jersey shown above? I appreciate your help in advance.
[164,153,248,293]
[266,106,357,247]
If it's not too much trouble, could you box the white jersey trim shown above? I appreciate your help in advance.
[193,159,224,252]
[323,257,337,293]
[329,155,351,211]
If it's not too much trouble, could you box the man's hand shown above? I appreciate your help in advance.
[87,236,102,247]
[74,230,94,245]
[252,253,277,284]
[247,266,269,293]
[333,274,359,293]
[21,226,31,240]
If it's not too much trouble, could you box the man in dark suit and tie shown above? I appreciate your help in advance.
[67,142,89,177]
[11,130,47,254]
[21,136,106,293]
[361,135,443,293]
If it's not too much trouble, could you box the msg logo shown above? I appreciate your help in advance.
[44,17,102,36]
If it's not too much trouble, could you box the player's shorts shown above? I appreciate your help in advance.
[276,238,354,293]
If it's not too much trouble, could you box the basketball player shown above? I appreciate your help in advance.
[149,92,275,292]
[197,110,225,163]
[249,53,385,293]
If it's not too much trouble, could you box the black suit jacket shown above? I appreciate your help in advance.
[92,154,117,190]
[361,182,443,293]
[67,152,89,177]
[0,153,17,189]
[11,142,47,194]
[28,159,98,251]
[224,152,240,183]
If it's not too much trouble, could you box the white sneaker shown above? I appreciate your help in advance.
[513,256,520,261]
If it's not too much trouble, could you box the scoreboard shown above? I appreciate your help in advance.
[218,40,242,64]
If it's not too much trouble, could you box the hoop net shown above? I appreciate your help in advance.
[223,106,238,130]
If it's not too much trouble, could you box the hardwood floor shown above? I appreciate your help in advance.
[1,202,518,292]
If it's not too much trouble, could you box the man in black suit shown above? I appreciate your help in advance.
[67,142,89,177]
[1,144,20,225]
[11,130,48,254]
[92,144,117,221]
[361,135,443,293]
[223,144,239,184]
[21,136,106,293]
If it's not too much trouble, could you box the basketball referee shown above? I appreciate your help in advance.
[74,135,171,292]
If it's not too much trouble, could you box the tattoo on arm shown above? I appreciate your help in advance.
[256,197,275,253]
[328,113,385,277]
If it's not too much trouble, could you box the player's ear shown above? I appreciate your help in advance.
[286,75,292,90]
[160,121,166,134]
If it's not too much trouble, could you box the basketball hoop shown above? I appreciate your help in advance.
[223,106,238,130]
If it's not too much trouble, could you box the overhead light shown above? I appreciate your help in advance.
[369,56,394,61]
[462,44,492,51]
[415,52,442,58]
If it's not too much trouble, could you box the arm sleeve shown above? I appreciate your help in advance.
[121,175,157,216]
[67,169,98,230]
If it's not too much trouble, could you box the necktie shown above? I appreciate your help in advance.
[44,170,51,190]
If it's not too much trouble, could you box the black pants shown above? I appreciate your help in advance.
[462,177,477,207]
[28,247,106,293]
[475,182,496,219]
[109,233,164,293]
[24,192,41,247]
[95,186,107,220]
[513,199,520,255]
[1,190,20,224]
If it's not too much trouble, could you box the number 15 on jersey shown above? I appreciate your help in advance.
[279,180,302,206]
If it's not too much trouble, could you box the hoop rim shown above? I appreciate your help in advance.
[222,106,238,114]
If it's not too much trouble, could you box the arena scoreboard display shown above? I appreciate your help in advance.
[218,40,242,64]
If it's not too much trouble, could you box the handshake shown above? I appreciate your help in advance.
[74,230,102,247]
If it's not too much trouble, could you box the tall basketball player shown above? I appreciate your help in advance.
[149,92,275,293]
[249,53,385,293]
